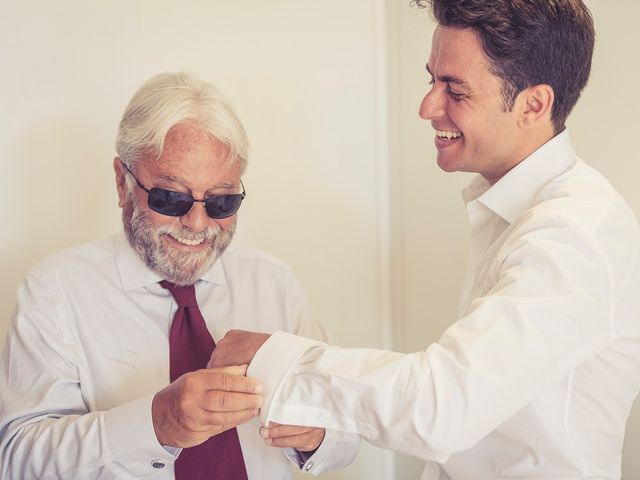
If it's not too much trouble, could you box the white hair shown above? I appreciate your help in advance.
[115,71,248,172]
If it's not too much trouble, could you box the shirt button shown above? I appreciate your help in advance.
[305,461,314,471]
[151,459,166,469]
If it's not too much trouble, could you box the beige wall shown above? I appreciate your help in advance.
[387,0,640,478]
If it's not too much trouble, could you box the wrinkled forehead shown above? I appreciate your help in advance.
[162,122,229,157]
[159,123,241,172]
[138,123,243,187]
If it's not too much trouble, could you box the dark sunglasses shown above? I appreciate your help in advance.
[120,161,245,219]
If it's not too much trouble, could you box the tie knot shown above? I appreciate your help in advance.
[160,280,198,308]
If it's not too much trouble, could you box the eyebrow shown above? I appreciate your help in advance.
[426,63,473,92]
[158,173,187,184]
[158,174,239,193]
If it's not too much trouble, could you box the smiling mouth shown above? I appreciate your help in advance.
[436,129,463,140]
[167,234,206,246]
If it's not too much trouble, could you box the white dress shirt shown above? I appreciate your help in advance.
[0,233,359,479]
[249,130,640,479]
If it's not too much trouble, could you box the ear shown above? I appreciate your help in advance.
[517,84,554,128]
[113,157,127,208]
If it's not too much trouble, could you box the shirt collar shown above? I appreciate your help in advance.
[463,129,577,224]
[114,231,227,291]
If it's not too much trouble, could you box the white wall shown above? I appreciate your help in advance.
[0,1,393,478]
[387,0,640,478]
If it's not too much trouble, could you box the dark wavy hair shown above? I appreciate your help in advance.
[413,0,595,132]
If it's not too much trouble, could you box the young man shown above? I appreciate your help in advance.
[211,1,640,478]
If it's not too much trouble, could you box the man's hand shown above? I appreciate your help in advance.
[151,365,263,448]
[259,422,325,452]
[207,330,271,368]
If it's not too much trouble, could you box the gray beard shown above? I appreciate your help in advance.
[122,194,235,286]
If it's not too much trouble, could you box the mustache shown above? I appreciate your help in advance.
[152,221,222,243]
[128,197,222,240]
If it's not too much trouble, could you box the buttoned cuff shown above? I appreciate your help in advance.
[105,393,177,475]
[247,331,323,425]
[284,429,361,475]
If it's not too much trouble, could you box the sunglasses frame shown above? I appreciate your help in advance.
[119,160,245,219]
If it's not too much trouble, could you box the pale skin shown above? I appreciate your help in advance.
[151,365,263,447]
[260,423,325,451]
[207,330,270,369]
[419,26,555,185]
[114,121,324,452]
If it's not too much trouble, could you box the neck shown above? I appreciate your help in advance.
[483,124,556,185]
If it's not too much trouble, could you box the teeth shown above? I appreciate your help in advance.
[171,235,205,246]
[436,130,462,139]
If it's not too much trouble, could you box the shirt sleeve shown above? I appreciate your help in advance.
[267,269,360,474]
[0,275,176,479]
[249,221,614,462]
[282,428,362,475]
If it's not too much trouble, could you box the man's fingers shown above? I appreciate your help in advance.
[259,423,325,451]
[260,424,313,438]
[263,430,325,451]
[208,330,271,368]
[202,408,260,430]
[153,367,263,448]
[203,390,264,412]
[264,433,305,447]
[211,364,248,376]
[200,368,262,394]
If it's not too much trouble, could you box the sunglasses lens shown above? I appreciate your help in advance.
[148,188,194,216]
[205,194,244,219]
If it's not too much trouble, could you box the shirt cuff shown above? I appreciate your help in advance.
[284,429,361,475]
[105,393,178,476]
[247,331,323,425]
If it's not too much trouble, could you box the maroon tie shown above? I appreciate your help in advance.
[160,280,248,480]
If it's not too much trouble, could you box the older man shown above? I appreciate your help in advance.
[0,72,358,479]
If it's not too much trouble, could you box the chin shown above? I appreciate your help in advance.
[436,155,462,173]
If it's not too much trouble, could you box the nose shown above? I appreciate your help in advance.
[419,87,445,121]
[179,201,211,233]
